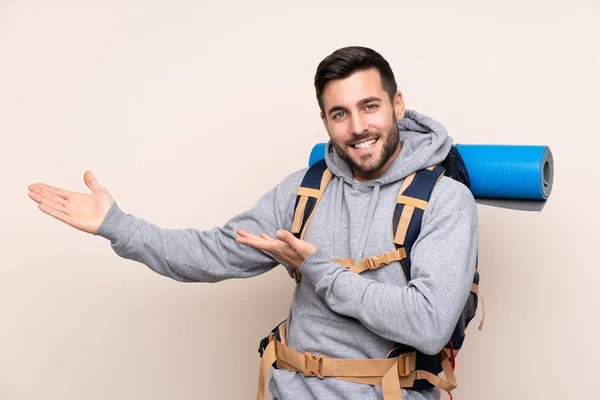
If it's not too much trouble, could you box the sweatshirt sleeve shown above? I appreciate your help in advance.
[93,169,306,283]
[297,179,478,355]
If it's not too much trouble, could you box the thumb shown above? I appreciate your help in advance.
[84,170,103,193]
[276,230,299,249]
[276,230,314,258]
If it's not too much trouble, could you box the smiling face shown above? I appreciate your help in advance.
[320,68,405,182]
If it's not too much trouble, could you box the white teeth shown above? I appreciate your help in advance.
[354,139,376,150]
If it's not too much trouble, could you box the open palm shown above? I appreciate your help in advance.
[28,171,115,234]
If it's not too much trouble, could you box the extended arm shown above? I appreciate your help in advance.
[93,172,305,282]
[29,169,306,283]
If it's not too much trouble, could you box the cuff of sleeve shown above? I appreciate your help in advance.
[93,202,130,243]
[298,248,343,286]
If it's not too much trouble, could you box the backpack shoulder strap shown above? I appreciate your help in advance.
[291,159,333,240]
[393,165,446,282]
[289,159,333,284]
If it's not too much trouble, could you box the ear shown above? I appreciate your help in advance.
[393,91,405,120]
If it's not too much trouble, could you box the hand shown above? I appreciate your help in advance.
[235,229,318,269]
[28,171,115,234]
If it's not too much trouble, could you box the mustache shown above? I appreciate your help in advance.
[346,132,379,146]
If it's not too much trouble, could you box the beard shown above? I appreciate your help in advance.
[331,117,400,177]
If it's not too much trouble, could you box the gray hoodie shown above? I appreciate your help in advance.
[95,109,478,400]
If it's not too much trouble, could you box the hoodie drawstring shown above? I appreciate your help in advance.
[333,177,344,258]
[353,182,381,262]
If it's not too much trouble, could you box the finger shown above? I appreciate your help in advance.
[30,183,72,201]
[84,171,103,193]
[29,190,68,213]
[28,185,67,207]
[235,236,273,251]
[260,233,275,240]
[275,230,298,248]
[37,202,75,226]
[276,230,317,259]
[236,228,263,241]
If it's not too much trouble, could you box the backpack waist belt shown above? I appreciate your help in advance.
[257,321,457,400]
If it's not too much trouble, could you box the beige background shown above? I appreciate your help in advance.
[1,1,599,399]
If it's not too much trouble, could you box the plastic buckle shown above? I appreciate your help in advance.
[304,352,325,379]
[368,254,388,270]
[258,332,275,357]
[397,353,412,377]
[258,337,269,357]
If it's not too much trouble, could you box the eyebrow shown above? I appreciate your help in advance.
[327,97,382,116]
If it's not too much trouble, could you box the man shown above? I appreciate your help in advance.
[28,46,478,400]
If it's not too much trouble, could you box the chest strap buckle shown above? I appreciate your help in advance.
[368,254,389,270]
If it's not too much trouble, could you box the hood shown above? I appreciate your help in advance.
[324,109,454,186]
[322,109,454,261]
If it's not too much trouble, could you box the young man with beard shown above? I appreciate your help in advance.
[28,46,478,400]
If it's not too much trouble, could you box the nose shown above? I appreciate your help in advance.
[349,112,369,136]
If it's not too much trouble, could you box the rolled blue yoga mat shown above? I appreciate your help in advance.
[308,143,554,201]
[455,144,553,200]
[309,143,329,168]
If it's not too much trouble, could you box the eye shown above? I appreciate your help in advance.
[332,111,347,120]
[364,104,378,111]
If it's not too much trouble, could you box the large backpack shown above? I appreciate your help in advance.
[257,146,483,399]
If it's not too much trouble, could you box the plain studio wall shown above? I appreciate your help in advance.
[1,1,598,399]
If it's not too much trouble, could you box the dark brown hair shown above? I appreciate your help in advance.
[314,46,397,113]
